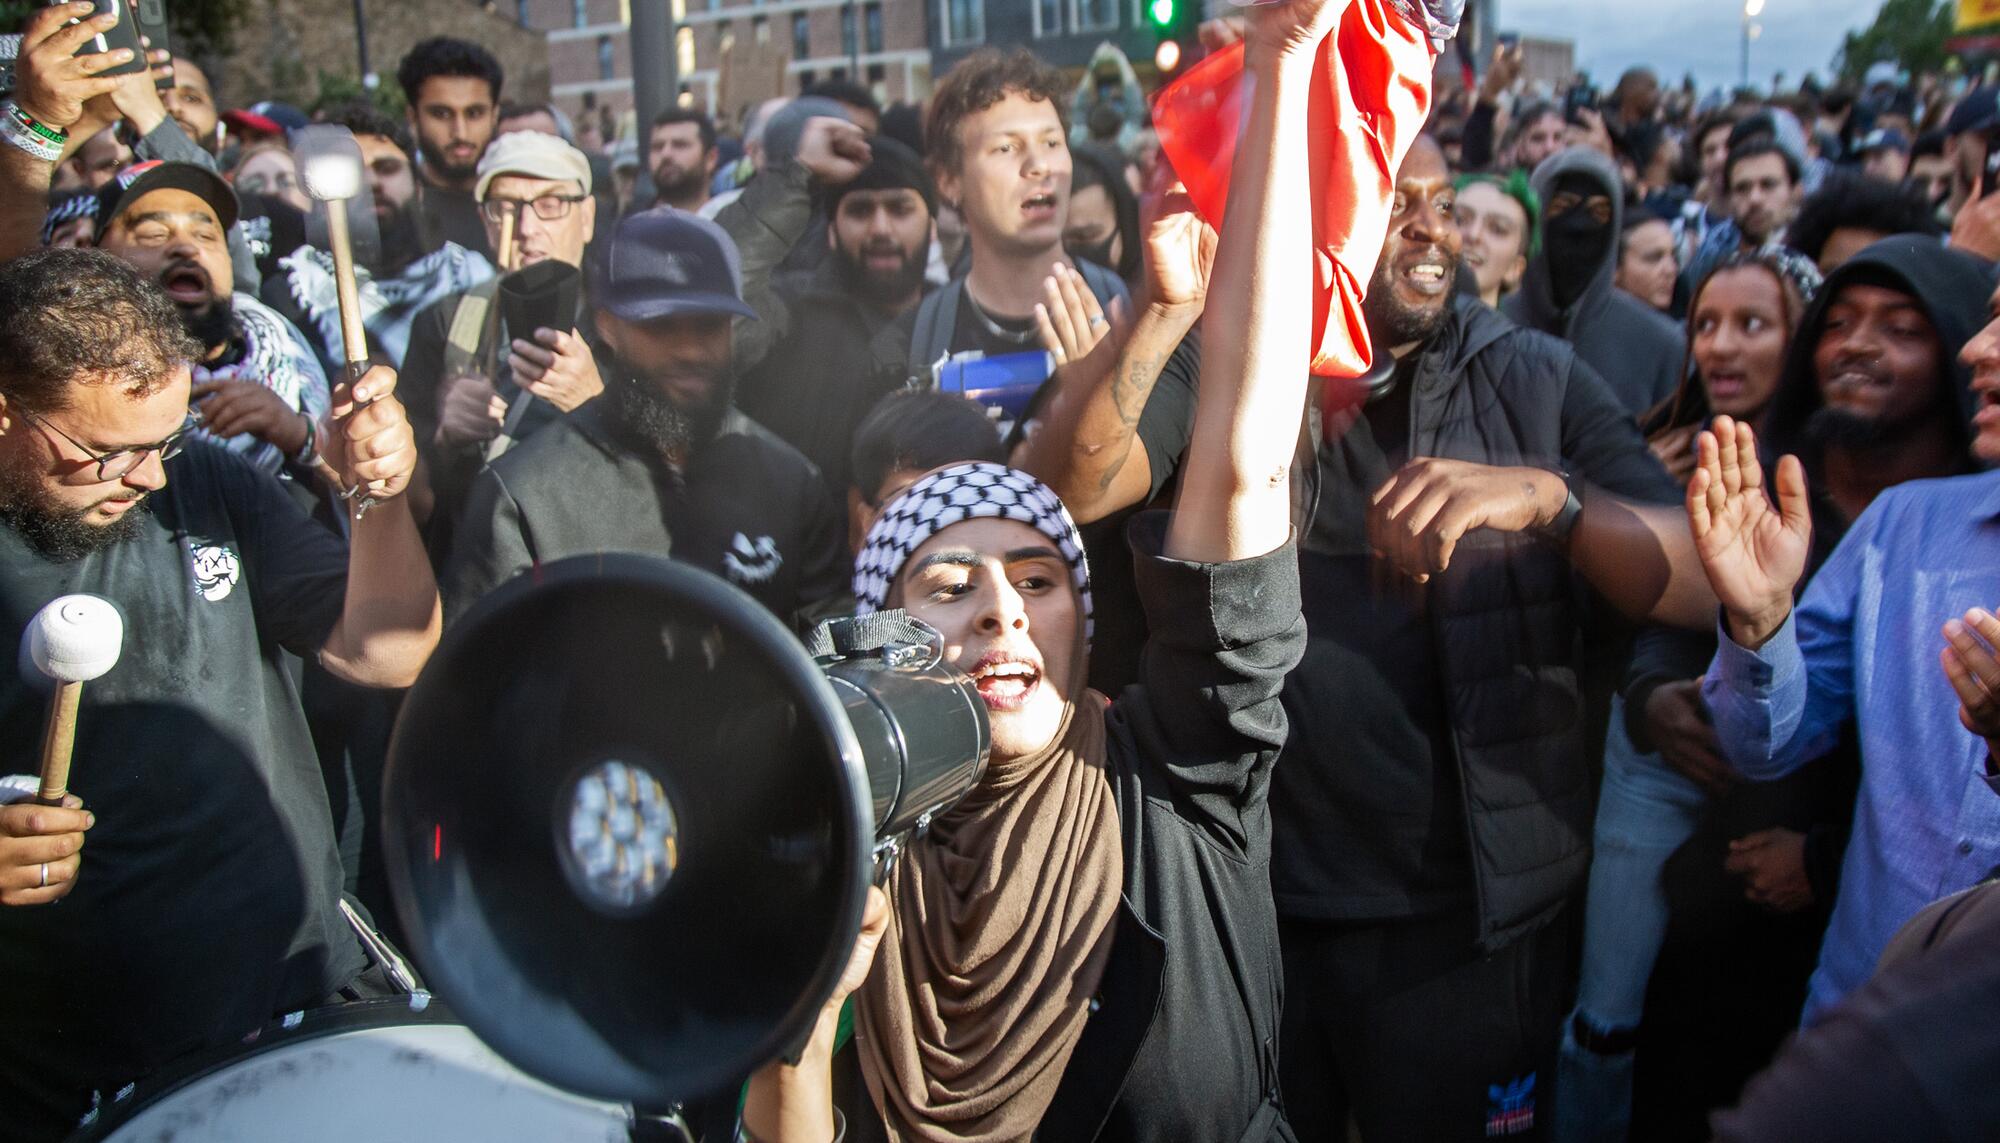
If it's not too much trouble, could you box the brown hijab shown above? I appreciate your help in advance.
[852,688,1123,1142]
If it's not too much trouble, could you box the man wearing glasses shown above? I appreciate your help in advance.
[0,248,439,1139]
[401,131,598,564]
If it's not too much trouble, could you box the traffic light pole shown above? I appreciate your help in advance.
[630,0,679,144]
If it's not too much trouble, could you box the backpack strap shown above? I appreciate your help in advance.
[906,277,964,387]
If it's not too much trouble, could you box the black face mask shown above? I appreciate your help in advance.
[1543,175,1613,311]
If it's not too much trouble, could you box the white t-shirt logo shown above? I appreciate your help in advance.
[723,533,782,585]
[188,539,242,602]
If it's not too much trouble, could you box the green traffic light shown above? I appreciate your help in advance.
[1148,0,1175,27]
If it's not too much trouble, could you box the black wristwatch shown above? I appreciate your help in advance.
[1537,468,1584,547]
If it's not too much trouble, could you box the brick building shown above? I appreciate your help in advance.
[220,0,551,113]
[523,0,931,135]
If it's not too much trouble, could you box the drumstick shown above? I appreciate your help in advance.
[25,596,123,806]
[300,145,384,518]
[480,207,518,381]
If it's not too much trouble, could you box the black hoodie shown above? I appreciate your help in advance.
[1504,147,1686,417]
[1761,234,1993,561]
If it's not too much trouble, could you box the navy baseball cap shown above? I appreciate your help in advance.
[592,208,758,323]
[1945,87,2000,138]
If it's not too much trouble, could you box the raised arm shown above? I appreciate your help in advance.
[1015,184,1211,523]
[0,4,130,263]
[1164,6,1341,565]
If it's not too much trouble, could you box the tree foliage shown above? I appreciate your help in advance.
[1836,0,1961,80]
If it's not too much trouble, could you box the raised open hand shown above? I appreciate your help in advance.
[1142,180,1217,313]
[1687,416,1811,649]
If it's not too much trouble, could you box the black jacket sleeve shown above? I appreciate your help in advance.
[1108,511,1305,857]
[1621,624,1716,750]
[1462,100,1498,172]
[714,161,815,378]
[1558,354,1681,506]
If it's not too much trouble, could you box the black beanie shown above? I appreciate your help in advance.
[827,135,937,219]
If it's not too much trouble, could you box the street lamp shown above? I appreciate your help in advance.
[1741,0,1765,90]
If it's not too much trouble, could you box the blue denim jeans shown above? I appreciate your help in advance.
[1554,697,1708,1143]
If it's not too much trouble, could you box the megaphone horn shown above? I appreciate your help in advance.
[382,554,988,1108]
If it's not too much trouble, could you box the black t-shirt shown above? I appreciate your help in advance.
[0,443,367,1139]
[951,290,1045,359]
[418,183,493,262]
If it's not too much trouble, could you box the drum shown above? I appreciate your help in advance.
[66,999,640,1142]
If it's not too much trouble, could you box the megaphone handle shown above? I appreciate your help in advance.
[35,681,82,806]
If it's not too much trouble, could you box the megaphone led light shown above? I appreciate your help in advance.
[559,759,681,915]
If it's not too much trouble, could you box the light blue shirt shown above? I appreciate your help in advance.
[1705,471,2000,1025]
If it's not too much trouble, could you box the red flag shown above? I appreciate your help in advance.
[1152,0,1437,393]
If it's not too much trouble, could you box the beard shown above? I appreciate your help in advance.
[0,450,152,561]
[1803,404,1920,450]
[1364,254,1456,349]
[178,296,236,354]
[652,162,709,206]
[604,353,734,463]
[420,138,480,185]
[833,239,928,308]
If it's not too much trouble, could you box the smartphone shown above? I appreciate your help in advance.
[1497,32,1520,50]
[135,0,170,75]
[62,0,148,78]
[1564,84,1600,127]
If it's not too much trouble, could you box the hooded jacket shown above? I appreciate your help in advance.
[1505,147,1686,416]
[1765,236,1990,478]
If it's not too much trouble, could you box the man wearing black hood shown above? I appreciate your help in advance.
[1760,234,1989,545]
[717,117,936,488]
[1505,147,1685,416]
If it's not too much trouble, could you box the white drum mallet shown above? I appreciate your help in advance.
[25,594,122,807]
[295,124,384,519]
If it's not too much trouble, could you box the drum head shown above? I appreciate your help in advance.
[69,1001,633,1142]
[383,555,873,1107]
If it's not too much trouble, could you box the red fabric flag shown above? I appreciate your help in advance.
[1153,0,1437,395]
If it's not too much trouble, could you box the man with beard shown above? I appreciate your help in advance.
[395,37,501,261]
[1682,136,1804,302]
[444,210,847,628]
[1048,134,1715,1138]
[645,107,717,214]
[266,103,493,375]
[92,161,330,484]
[0,248,437,1141]
[717,118,935,487]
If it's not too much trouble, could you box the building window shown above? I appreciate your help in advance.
[791,11,810,59]
[798,68,816,89]
[516,0,531,26]
[573,0,588,28]
[597,34,615,80]
[1071,0,1117,33]
[752,14,769,43]
[1033,0,1061,37]
[939,0,983,47]
[864,3,883,52]
[867,62,885,88]
[841,4,856,58]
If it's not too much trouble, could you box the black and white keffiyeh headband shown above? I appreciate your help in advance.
[853,462,1093,639]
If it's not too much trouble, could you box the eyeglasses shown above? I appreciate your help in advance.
[24,410,198,483]
[481,194,588,223]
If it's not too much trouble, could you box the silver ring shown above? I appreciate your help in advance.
[1088,315,1109,330]
[39,863,48,888]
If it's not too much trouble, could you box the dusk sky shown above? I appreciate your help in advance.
[1496,0,1890,94]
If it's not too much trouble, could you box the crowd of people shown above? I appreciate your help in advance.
[0,0,1998,1138]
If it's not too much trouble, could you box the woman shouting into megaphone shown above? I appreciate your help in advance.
[741,2,1449,1139]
